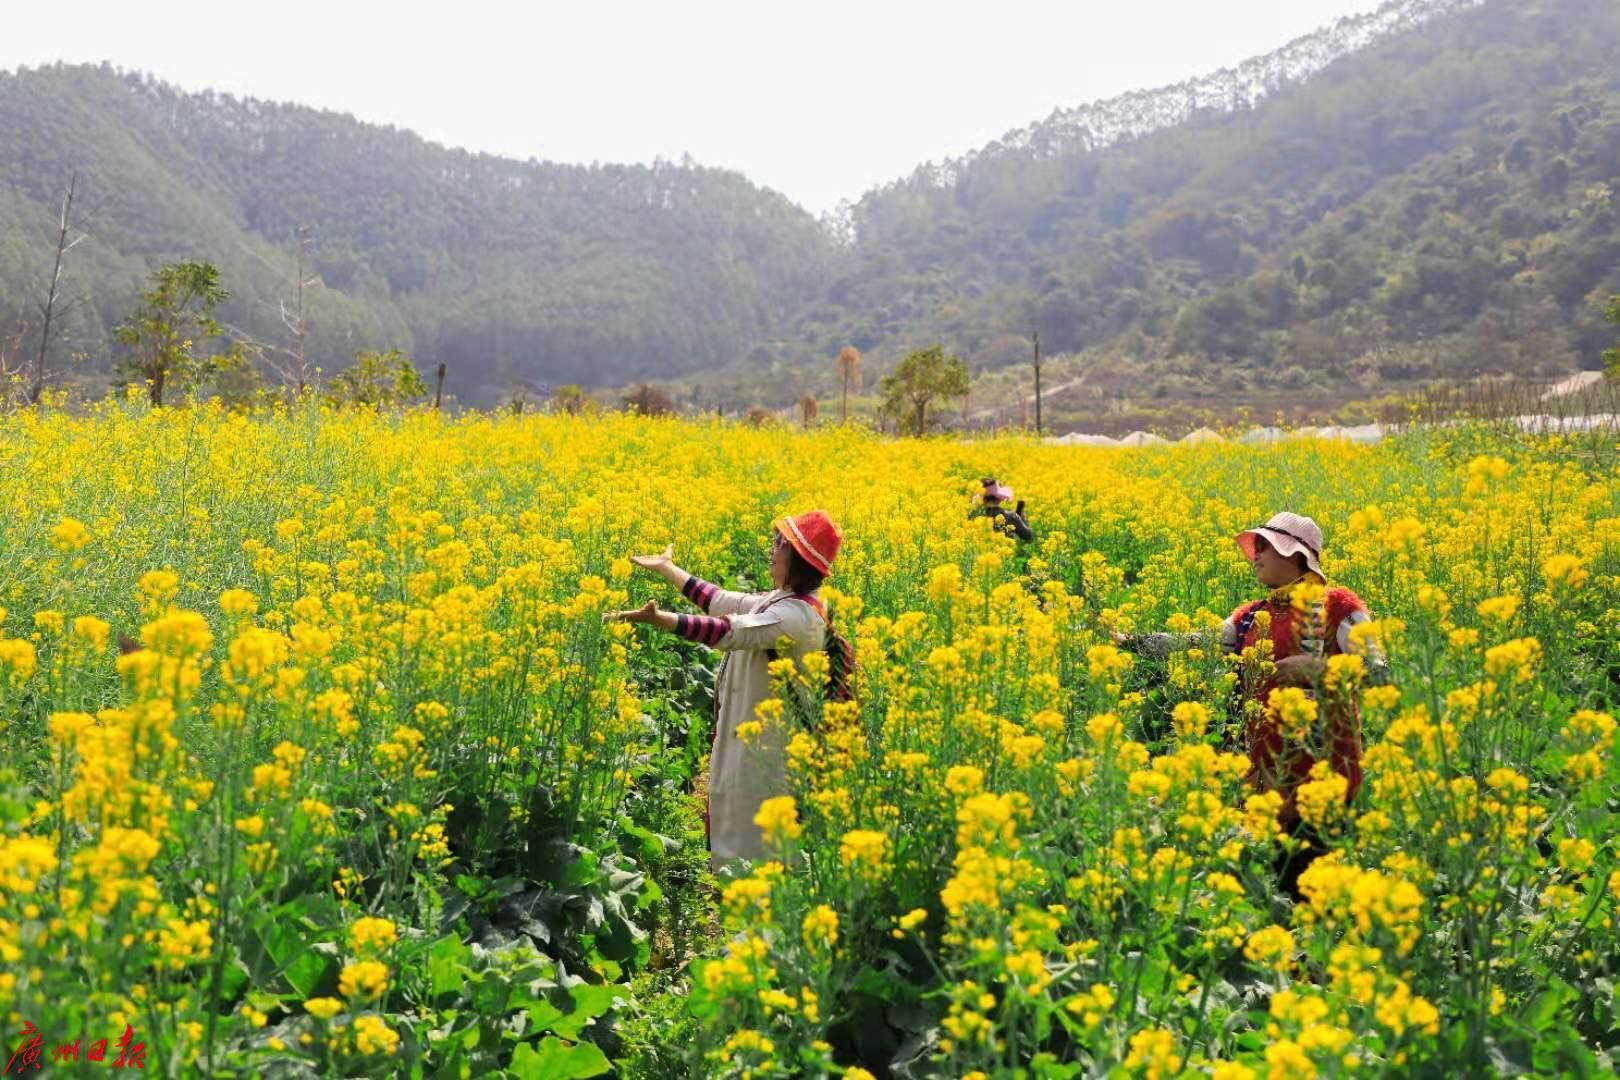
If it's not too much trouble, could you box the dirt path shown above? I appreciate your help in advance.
[969,369,1089,422]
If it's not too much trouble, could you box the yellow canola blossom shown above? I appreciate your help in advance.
[0,404,1616,1077]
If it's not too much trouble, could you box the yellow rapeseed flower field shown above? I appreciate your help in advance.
[0,399,1617,1077]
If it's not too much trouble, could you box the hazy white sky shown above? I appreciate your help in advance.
[3,0,1385,213]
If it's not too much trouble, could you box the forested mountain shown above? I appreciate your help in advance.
[0,64,835,401]
[2,0,1618,409]
[786,0,1620,398]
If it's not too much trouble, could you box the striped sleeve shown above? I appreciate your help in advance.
[681,576,760,617]
[675,613,732,646]
[681,575,720,612]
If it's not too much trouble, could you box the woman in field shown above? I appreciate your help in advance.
[605,510,842,870]
[971,476,1034,542]
[1122,512,1384,895]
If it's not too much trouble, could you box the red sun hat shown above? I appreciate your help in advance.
[775,510,843,576]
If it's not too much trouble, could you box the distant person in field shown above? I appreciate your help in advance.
[972,477,1034,542]
[605,510,843,871]
[1119,512,1385,898]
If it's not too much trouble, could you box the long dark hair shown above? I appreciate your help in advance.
[784,547,825,595]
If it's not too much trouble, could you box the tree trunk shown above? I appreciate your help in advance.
[149,369,165,408]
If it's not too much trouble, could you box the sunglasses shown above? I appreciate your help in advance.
[1252,526,1320,558]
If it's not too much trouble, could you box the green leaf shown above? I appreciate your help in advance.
[619,822,663,859]
[1444,1021,1470,1060]
[568,985,621,1021]
[220,957,250,1003]
[516,915,553,946]
[1557,1029,1597,1074]
[245,915,332,998]
[525,999,566,1035]
[1525,985,1569,1032]
[851,967,903,1003]
[428,936,470,998]
[564,847,602,888]
[591,915,646,966]
[583,894,605,929]
[606,867,644,892]
[283,950,334,999]
[474,975,512,1014]
[510,1037,611,1080]
[455,874,491,899]
[259,915,306,967]
[634,876,664,912]
[544,984,621,1040]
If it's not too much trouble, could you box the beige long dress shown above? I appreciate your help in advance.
[698,586,826,869]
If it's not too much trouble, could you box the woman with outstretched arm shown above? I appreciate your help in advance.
[606,511,842,871]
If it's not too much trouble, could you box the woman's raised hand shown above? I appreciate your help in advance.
[630,544,674,573]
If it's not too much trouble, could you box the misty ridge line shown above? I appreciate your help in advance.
[4,0,1470,228]
[828,0,1480,227]
[893,0,1477,174]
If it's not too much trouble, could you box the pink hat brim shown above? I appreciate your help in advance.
[1236,527,1324,577]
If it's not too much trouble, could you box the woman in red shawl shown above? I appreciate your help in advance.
[1125,512,1386,897]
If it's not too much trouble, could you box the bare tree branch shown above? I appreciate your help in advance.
[33,170,80,405]
[237,228,317,394]
[2,314,34,407]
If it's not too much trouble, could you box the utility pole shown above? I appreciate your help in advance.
[1032,330,1042,436]
[434,363,447,409]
